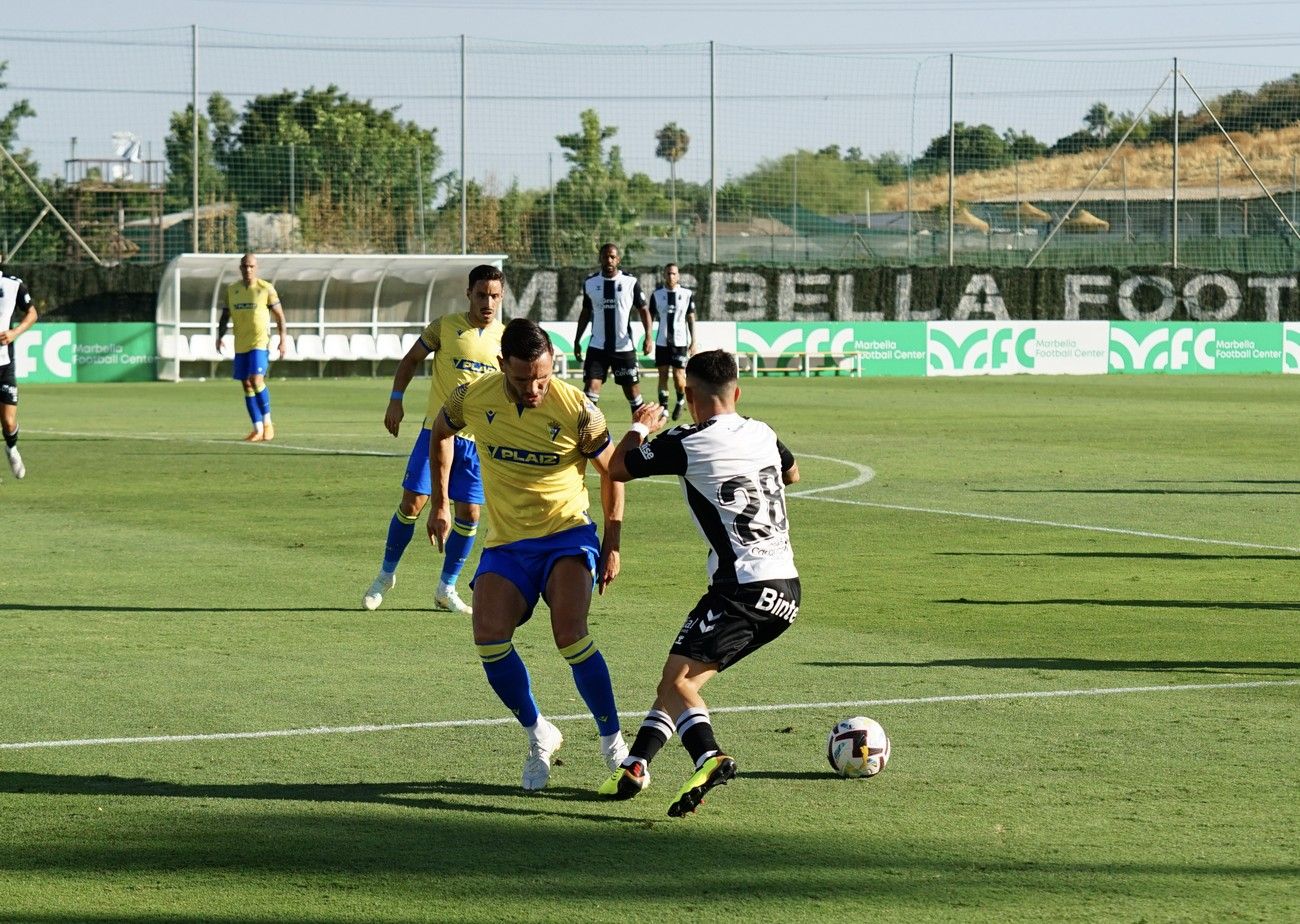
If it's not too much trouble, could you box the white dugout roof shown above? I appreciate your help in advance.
[156,253,505,381]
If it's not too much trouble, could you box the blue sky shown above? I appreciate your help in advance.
[6,0,1299,192]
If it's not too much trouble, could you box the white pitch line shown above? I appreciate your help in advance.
[31,429,402,457]
[798,493,1300,553]
[1,679,1294,751]
[31,429,1297,550]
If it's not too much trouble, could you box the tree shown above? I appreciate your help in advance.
[163,104,228,211]
[1084,101,1114,140]
[165,85,441,252]
[654,122,690,260]
[916,122,1013,176]
[550,109,641,261]
[1003,128,1048,163]
[0,61,61,261]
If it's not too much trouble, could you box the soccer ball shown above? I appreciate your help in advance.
[827,716,890,778]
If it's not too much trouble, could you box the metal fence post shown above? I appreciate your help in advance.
[710,40,717,264]
[191,24,199,254]
[460,34,467,255]
[947,53,955,268]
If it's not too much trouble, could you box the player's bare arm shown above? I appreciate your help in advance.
[588,438,626,593]
[639,305,653,355]
[270,302,288,359]
[606,402,669,482]
[383,338,433,437]
[426,408,462,550]
[687,310,698,355]
[215,308,230,353]
[573,300,591,363]
[782,461,800,485]
[0,305,36,346]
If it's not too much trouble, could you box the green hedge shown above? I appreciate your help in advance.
[4,263,163,323]
[7,262,1297,323]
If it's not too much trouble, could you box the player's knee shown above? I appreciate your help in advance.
[657,667,695,702]
[399,494,427,518]
[550,616,590,651]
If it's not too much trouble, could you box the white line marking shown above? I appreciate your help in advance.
[797,493,1300,553]
[787,453,876,496]
[32,429,402,457]
[2,679,1294,751]
[31,430,1297,551]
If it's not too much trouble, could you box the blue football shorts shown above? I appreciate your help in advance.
[472,522,600,624]
[231,349,269,380]
[403,428,485,504]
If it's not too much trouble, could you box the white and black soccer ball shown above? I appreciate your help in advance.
[827,716,890,778]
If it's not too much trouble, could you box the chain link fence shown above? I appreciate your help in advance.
[2,29,1298,269]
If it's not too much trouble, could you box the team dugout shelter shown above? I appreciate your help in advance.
[155,253,506,381]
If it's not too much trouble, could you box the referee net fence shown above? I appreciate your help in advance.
[2,30,1299,271]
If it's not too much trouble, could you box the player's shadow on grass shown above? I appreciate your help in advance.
[937,597,1300,611]
[806,656,1300,675]
[0,603,385,614]
[937,551,1300,561]
[0,772,620,823]
[971,487,1300,495]
[1139,478,1300,485]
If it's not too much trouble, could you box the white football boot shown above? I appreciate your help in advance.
[362,571,395,611]
[5,446,24,479]
[600,730,629,771]
[522,718,564,791]
[434,584,473,615]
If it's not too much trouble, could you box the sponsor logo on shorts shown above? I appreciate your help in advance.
[756,586,799,622]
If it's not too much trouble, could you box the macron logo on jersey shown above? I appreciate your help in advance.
[485,410,496,424]
[488,445,561,466]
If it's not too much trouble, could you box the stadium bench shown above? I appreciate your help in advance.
[741,352,864,377]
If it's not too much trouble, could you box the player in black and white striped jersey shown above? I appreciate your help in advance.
[572,243,653,419]
[0,267,38,481]
[602,349,801,816]
[648,263,696,422]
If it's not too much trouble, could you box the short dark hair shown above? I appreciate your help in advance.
[599,242,619,257]
[664,262,678,273]
[685,349,738,396]
[468,264,504,288]
[500,317,553,364]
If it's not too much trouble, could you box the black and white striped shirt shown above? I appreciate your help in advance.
[582,271,645,352]
[0,274,34,369]
[623,413,798,586]
[650,285,694,349]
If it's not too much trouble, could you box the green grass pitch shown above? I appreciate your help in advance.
[1,373,1296,922]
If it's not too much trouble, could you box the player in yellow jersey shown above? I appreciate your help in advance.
[363,264,505,615]
[217,253,287,442]
[427,318,629,791]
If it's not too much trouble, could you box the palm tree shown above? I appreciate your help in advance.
[655,122,690,260]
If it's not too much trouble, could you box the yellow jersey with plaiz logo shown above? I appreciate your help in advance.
[443,374,610,547]
[420,312,505,434]
[224,279,281,352]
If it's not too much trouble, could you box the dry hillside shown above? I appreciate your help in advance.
[878,124,1300,211]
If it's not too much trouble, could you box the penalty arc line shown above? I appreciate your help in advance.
[1,679,1295,751]
[796,492,1300,554]
[32,428,1297,550]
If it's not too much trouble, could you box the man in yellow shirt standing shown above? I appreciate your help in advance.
[362,264,505,614]
[218,253,286,442]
